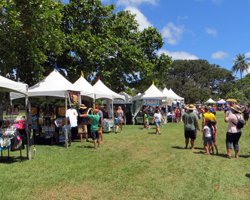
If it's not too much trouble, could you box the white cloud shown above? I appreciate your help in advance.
[211,51,229,59]
[245,52,250,58]
[205,27,218,37]
[125,7,152,31]
[117,0,158,7]
[158,49,199,60]
[161,23,185,45]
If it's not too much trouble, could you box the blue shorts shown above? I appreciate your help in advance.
[155,121,161,127]
[91,130,99,140]
[203,137,212,145]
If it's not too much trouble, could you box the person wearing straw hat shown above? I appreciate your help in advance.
[225,98,237,116]
[182,104,200,149]
[224,104,245,159]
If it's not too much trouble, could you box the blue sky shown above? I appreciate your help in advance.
[101,0,250,72]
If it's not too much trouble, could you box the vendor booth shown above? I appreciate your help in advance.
[92,79,125,132]
[11,70,79,147]
[0,75,30,161]
[132,83,167,124]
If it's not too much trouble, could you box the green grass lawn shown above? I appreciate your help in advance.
[1,111,250,200]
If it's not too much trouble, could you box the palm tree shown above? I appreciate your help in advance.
[232,54,250,92]
[232,54,249,80]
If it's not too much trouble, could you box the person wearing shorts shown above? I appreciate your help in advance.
[81,108,100,148]
[153,109,162,135]
[182,104,200,149]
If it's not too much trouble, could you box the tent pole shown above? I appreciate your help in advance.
[25,93,31,160]
[111,99,115,132]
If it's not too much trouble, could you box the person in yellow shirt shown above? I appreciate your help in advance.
[202,106,218,154]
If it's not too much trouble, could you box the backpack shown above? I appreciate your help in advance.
[232,114,245,129]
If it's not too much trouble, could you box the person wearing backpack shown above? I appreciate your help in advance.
[224,104,245,159]
[182,104,200,149]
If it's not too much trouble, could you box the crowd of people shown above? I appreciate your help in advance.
[65,98,249,158]
[182,99,248,159]
[65,104,125,148]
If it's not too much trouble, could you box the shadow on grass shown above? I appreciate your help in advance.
[193,151,229,159]
[148,131,156,134]
[80,145,95,149]
[0,156,26,164]
[172,146,186,150]
[245,174,250,178]
[239,154,250,158]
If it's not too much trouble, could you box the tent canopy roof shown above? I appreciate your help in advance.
[0,75,27,94]
[28,70,78,98]
[132,84,167,101]
[205,98,216,104]
[73,76,95,99]
[92,79,125,100]
[216,99,226,104]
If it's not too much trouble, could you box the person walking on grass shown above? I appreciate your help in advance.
[153,108,162,135]
[203,120,213,155]
[81,108,101,148]
[115,106,124,133]
[224,104,245,159]
[182,104,200,149]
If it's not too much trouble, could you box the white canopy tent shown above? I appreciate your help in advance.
[73,76,95,99]
[0,75,28,95]
[27,70,78,98]
[205,98,216,104]
[168,88,184,101]
[92,79,125,129]
[92,79,125,100]
[133,84,167,101]
[216,99,226,104]
[0,75,31,160]
[132,83,167,124]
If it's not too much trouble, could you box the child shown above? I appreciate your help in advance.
[203,120,213,155]
[143,109,149,129]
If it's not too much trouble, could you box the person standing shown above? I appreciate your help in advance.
[66,105,78,144]
[202,106,218,154]
[77,104,88,143]
[143,109,149,129]
[175,107,181,123]
[115,106,124,133]
[224,104,245,159]
[82,108,101,148]
[96,104,104,143]
[203,120,213,155]
[153,109,162,135]
[182,104,200,149]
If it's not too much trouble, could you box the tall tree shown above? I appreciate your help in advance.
[232,54,249,87]
[0,0,65,85]
[165,60,234,103]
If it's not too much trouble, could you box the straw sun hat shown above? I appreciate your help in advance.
[187,104,195,110]
[79,104,87,109]
[230,105,242,113]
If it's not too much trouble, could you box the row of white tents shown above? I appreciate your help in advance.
[8,70,184,104]
[10,70,124,101]
[132,83,184,102]
[205,98,226,104]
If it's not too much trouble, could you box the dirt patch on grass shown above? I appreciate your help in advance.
[231,185,250,200]
[31,183,97,200]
